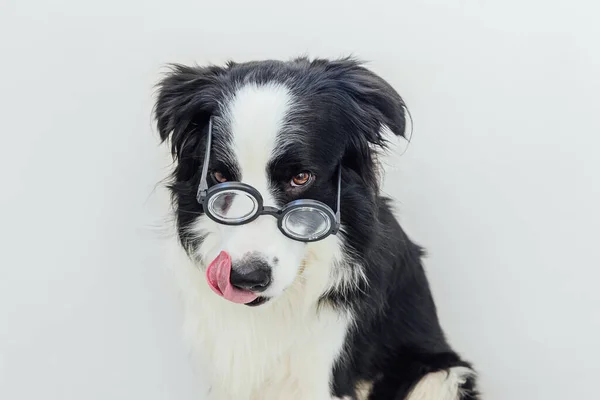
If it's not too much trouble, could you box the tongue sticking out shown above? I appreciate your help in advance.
[206,251,258,304]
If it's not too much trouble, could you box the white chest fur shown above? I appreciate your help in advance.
[168,245,351,400]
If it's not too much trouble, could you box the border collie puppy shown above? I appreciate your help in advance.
[154,57,479,400]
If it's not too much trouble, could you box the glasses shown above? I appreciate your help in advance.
[196,118,341,242]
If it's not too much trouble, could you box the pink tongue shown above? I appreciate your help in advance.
[206,251,258,304]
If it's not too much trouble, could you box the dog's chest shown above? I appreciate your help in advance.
[185,289,349,400]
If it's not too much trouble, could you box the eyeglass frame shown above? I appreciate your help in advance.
[195,117,342,242]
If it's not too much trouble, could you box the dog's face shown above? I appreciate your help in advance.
[155,58,406,306]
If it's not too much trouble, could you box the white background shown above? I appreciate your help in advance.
[1,1,599,399]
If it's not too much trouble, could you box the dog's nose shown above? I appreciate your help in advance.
[230,258,272,292]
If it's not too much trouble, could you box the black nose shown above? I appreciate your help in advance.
[230,258,272,292]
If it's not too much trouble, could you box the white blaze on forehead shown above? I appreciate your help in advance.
[225,83,293,206]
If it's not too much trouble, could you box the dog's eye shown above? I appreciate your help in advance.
[290,172,313,187]
[213,171,227,183]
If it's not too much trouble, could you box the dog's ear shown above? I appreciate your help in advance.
[324,58,407,147]
[154,64,225,158]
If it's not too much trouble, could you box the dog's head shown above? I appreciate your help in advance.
[155,57,406,306]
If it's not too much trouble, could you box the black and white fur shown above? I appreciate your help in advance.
[154,57,480,400]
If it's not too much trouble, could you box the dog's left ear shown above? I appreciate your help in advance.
[154,64,225,158]
[325,58,407,146]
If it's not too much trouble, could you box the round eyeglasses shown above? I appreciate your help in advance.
[196,118,341,242]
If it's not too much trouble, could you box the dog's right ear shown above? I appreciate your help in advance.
[154,64,225,157]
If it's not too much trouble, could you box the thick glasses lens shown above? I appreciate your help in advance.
[281,207,332,241]
[207,189,259,223]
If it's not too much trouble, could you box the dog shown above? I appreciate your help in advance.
[154,57,480,400]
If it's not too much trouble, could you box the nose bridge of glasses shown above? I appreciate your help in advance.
[261,205,280,217]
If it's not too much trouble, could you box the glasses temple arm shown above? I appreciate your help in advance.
[198,117,213,194]
[335,166,342,222]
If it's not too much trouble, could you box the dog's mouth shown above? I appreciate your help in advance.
[245,296,270,307]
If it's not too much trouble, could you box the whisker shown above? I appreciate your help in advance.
[177,209,204,215]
